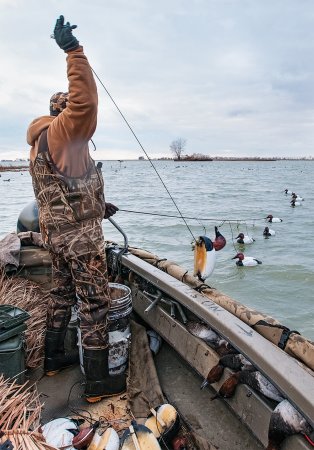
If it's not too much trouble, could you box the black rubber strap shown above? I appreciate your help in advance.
[254,319,300,350]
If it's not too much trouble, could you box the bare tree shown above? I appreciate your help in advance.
[170,138,186,160]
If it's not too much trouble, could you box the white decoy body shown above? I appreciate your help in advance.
[193,228,227,281]
[291,193,304,201]
[193,236,216,281]
[291,200,302,207]
[235,233,255,244]
[232,252,262,266]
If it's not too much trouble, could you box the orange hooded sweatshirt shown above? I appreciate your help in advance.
[27,46,98,178]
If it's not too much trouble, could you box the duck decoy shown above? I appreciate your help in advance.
[232,252,262,266]
[265,215,282,223]
[235,233,255,244]
[263,227,275,237]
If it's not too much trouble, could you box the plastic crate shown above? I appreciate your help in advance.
[0,305,30,331]
[0,334,25,384]
[0,323,27,343]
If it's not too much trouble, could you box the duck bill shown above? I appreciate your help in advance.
[200,379,208,390]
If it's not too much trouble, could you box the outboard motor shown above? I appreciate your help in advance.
[16,199,40,233]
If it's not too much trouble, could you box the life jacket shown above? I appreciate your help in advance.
[29,129,105,239]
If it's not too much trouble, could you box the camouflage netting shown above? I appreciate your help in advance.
[0,269,47,369]
[127,246,314,373]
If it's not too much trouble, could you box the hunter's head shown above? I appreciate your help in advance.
[49,91,69,116]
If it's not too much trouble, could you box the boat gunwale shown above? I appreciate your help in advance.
[121,251,314,429]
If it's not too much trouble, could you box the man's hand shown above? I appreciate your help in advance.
[104,202,119,219]
[53,15,79,52]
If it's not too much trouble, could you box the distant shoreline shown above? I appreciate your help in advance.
[0,158,313,172]
[0,165,29,172]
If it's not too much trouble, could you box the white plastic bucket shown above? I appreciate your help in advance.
[78,283,132,376]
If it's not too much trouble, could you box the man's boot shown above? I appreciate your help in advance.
[83,348,126,403]
[44,328,79,376]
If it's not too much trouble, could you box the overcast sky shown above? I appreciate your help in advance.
[1,0,314,160]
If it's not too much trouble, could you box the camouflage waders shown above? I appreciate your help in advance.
[30,129,110,350]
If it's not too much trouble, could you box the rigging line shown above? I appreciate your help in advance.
[118,208,266,223]
[229,221,238,253]
[91,68,196,241]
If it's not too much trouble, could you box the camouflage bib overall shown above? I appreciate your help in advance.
[30,129,110,350]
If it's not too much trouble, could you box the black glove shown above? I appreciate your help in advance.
[53,15,79,52]
[104,202,119,219]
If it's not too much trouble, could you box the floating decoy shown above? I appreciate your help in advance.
[232,252,262,266]
[265,215,282,223]
[263,227,275,237]
[235,233,255,244]
[291,192,304,201]
[291,200,302,207]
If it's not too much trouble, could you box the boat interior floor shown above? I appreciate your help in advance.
[28,342,263,450]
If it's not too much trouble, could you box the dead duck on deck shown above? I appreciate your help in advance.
[267,400,313,450]
[186,321,236,356]
[211,369,285,402]
[201,353,254,388]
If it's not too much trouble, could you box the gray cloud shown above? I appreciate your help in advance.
[1,0,314,159]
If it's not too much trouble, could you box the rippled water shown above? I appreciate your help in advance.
[1,159,313,340]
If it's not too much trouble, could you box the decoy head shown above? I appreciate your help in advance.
[232,252,244,261]
[236,233,244,239]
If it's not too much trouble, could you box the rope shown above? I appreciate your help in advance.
[118,208,266,224]
[91,68,196,242]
